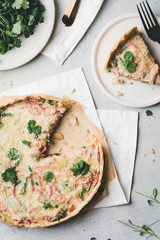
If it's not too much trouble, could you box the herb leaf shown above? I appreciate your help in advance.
[46,100,57,107]
[43,200,53,209]
[71,160,89,176]
[62,180,72,191]
[0,107,12,117]
[50,207,68,222]
[2,167,17,183]
[8,148,20,161]
[146,110,153,116]
[43,171,54,182]
[45,136,53,145]
[0,0,45,54]
[123,51,137,73]
[22,140,31,147]
[153,188,157,199]
[118,219,160,239]
[79,190,84,201]
[135,189,160,205]
[126,62,137,73]
[27,120,42,138]
[19,177,28,195]
[12,0,29,10]
[124,51,133,65]
[0,122,3,129]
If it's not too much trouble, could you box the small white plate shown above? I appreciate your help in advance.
[0,0,55,70]
[91,13,160,108]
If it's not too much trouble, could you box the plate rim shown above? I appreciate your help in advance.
[0,0,55,71]
[91,12,160,108]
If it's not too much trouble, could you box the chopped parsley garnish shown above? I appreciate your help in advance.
[46,100,57,107]
[8,148,20,160]
[0,107,12,117]
[0,0,45,54]
[43,200,53,209]
[79,190,84,201]
[71,160,89,176]
[27,165,33,176]
[49,123,55,130]
[120,44,126,53]
[53,153,60,156]
[40,98,57,107]
[50,207,68,222]
[27,120,42,138]
[34,181,38,186]
[62,180,72,191]
[22,140,31,147]
[123,51,137,73]
[45,136,53,145]
[2,167,17,184]
[146,110,153,116]
[19,177,28,195]
[55,205,59,208]
[43,171,54,182]
[0,122,3,129]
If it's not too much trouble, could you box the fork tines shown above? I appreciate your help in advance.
[137,0,159,30]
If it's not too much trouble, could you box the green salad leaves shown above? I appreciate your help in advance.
[0,0,45,54]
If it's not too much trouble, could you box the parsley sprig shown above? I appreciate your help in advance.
[2,167,17,184]
[123,51,137,73]
[22,140,31,147]
[50,207,68,222]
[27,120,42,138]
[146,110,153,117]
[43,171,54,182]
[43,200,53,209]
[8,148,20,160]
[0,0,45,54]
[71,160,89,176]
[0,107,12,117]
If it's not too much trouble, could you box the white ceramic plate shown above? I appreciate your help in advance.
[0,0,55,71]
[91,13,160,108]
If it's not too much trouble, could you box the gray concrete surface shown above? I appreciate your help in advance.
[0,0,160,239]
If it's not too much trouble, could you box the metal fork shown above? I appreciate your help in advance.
[137,0,160,43]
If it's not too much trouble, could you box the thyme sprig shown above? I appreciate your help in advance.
[135,188,160,206]
[117,219,160,239]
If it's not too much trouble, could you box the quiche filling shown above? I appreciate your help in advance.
[105,27,160,85]
[0,97,103,227]
[0,98,67,160]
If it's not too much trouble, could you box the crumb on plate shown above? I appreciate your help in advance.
[151,148,155,154]
[116,91,123,96]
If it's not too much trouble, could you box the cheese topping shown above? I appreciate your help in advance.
[0,98,103,227]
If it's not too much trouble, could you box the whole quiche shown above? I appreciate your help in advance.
[0,95,104,227]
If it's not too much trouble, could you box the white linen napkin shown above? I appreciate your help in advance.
[0,68,138,208]
[42,0,104,64]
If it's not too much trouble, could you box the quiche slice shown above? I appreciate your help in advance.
[105,27,160,85]
[0,143,103,227]
[0,95,69,162]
